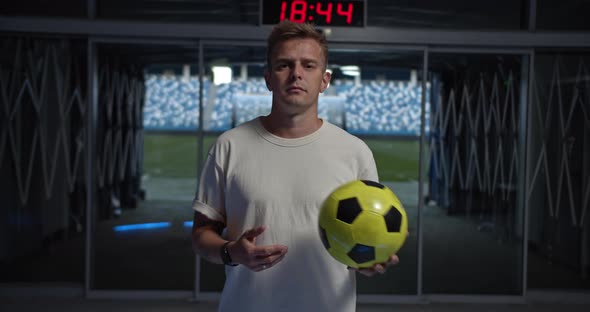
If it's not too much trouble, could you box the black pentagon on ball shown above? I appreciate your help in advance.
[336,197,362,224]
[384,205,402,232]
[348,243,375,264]
[361,180,385,189]
[319,226,330,250]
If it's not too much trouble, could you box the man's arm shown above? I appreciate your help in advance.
[191,211,227,264]
[192,210,289,270]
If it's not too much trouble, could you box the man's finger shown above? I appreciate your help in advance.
[266,248,288,264]
[256,251,288,271]
[387,255,400,266]
[373,264,385,274]
[254,245,288,257]
[357,268,375,277]
[270,251,287,265]
[242,225,267,240]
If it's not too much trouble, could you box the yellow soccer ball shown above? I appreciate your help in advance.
[319,180,408,269]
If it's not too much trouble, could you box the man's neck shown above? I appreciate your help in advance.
[261,112,322,139]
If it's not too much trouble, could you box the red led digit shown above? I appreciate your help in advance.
[336,2,353,24]
[290,0,308,23]
[280,1,287,21]
[315,2,333,24]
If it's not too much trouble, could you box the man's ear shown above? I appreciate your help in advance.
[320,70,331,93]
[264,70,272,91]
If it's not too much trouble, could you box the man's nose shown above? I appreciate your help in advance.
[291,64,303,80]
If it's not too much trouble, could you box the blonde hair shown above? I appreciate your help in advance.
[266,20,328,70]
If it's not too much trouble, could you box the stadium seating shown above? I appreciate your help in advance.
[143,75,430,135]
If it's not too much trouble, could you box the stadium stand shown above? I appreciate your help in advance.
[143,75,430,135]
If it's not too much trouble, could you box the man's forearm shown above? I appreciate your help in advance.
[192,227,229,264]
[191,210,230,264]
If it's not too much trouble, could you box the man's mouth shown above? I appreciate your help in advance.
[287,86,305,92]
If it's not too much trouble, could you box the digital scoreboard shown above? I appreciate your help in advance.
[261,0,365,27]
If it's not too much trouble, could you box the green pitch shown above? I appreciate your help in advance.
[363,138,421,182]
[143,134,421,182]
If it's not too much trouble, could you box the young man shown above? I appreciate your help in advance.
[192,20,400,311]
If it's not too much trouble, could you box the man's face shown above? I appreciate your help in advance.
[264,38,331,116]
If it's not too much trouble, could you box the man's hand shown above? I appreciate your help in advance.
[350,231,408,277]
[351,254,399,277]
[227,225,288,272]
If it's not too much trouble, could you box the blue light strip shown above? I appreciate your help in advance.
[184,221,193,228]
[114,222,171,232]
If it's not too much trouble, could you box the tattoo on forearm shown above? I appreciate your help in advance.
[193,211,225,235]
[192,211,227,262]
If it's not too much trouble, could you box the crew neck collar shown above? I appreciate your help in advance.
[254,117,325,147]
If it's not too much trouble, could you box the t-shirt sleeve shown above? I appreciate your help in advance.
[192,149,226,224]
[358,144,379,182]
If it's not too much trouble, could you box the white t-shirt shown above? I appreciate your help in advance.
[193,117,378,312]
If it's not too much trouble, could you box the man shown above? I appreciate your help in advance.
[191,20,399,311]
